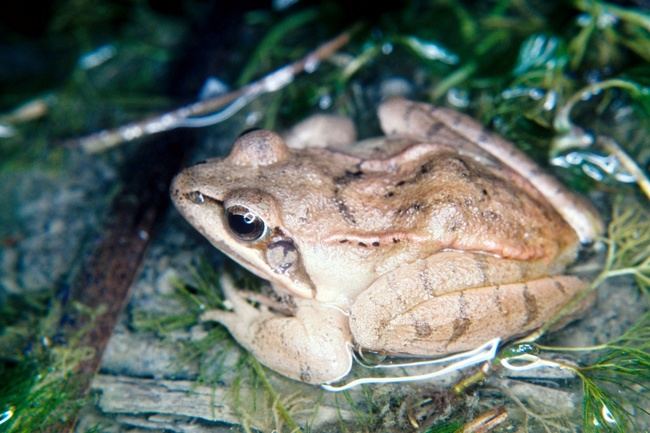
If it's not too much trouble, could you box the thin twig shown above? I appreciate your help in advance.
[599,136,650,200]
[72,25,361,153]
[461,406,509,433]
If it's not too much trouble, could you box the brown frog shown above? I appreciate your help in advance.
[171,98,603,384]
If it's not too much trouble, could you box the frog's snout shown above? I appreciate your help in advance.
[170,169,203,211]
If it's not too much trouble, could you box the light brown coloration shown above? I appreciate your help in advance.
[171,98,602,384]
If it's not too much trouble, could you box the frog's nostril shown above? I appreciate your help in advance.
[186,191,205,204]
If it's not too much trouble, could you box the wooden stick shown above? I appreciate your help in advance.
[74,26,360,154]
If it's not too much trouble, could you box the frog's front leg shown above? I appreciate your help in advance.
[201,275,352,384]
[349,252,587,356]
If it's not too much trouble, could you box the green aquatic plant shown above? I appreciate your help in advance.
[498,199,650,432]
[541,199,650,336]
[507,311,650,433]
[0,300,99,433]
[596,199,650,292]
[577,313,650,432]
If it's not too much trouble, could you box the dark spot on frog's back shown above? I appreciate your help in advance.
[553,278,567,294]
[398,202,425,216]
[334,197,357,225]
[426,121,445,138]
[418,160,435,176]
[523,285,539,326]
[415,321,432,338]
[447,292,471,345]
[333,168,364,186]
[447,157,472,179]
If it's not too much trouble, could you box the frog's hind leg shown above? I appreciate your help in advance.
[349,252,587,356]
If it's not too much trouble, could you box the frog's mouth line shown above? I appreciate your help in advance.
[179,190,316,300]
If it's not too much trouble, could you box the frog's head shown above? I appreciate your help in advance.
[171,130,316,299]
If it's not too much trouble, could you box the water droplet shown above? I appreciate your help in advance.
[552,150,635,184]
[577,13,592,27]
[0,407,14,425]
[0,124,16,138]
[583,163,604,181]
[318,94,332,110]
[381,43,393,55]
[529,88,544,100]
[446,88,469,108]
[245,111,262,126]
[78,44,116,70]
[272,0,297,10]
[601,404,616,424]
[198,77,229,100]
[543,91,557,111]
[597,12,617,29]
[138,230,149,240]
[304,57,320,73]
[122,125,143,141]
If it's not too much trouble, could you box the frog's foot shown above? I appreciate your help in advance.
[284,114,357,150]
[201,274,352,384]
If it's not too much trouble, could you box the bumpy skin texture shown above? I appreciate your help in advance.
[171,98,603,384]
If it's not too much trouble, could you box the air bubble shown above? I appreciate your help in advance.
[318,94,332,110]
[601,404,616,424]
[0,407,14,425]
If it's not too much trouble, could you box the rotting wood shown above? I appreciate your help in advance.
[45,131,192,433]
[92,374,354,431]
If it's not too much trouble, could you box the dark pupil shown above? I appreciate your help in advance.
[226,207,265,241]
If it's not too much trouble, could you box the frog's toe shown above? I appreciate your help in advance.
[200,308,234,324]
[219,273,260,318]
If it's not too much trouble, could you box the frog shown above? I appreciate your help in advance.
[170,98,603,385]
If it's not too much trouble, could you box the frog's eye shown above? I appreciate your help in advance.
[225,205,267,241]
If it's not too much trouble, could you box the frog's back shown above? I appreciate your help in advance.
[332,144,579,267]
